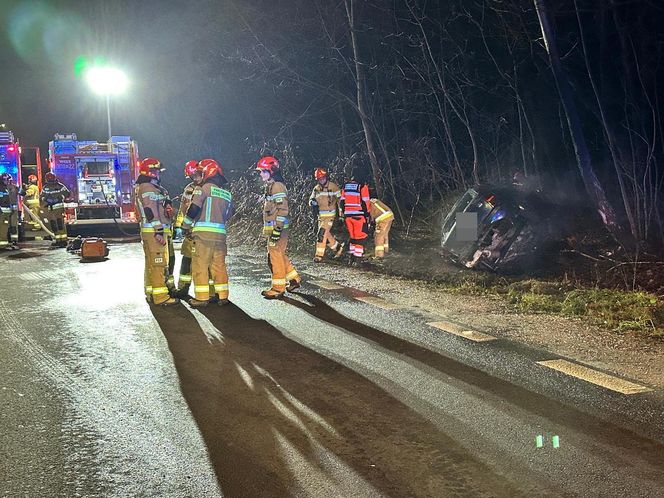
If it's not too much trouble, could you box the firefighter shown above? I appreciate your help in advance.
[21,174,41,230]
[369,198,394,258]
[0,174,12,250]
[2,173,20,248]
[339,177,371,263]
[155,176,176,291]
[256,156,301,299]
[135,157,179,306]
[181,159,232,307]
[172,160,203,299]
[40,172,70,248]
[308,167,344,262]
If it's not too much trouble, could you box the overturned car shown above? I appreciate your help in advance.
[440,184,573,273]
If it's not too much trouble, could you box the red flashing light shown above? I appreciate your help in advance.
[7,145,16,153]
[486,195,495,204]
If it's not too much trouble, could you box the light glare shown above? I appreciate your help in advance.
[85,67,129,96]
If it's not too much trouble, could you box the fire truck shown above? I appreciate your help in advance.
[0,129,43,212]
[48,133,139,228]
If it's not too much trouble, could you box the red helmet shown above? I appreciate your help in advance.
[184,160,201,177]
[45,172,56,182]
[256,156,279,173]
[28,174,38,183]
[199,158,223,181]
[314,167,328,180]
[138,157,163,178]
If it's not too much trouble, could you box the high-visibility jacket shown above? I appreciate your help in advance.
[175,182,196,228]
[369,198,394,223]
[40,181,70,210]
[309,181,340,218]
[23,184,40,207]
[262,180,289,235]
[340,181,370,216]
[134,177,170,234]
[182,178,232,240]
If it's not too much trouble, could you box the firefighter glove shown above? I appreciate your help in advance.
[269,227,282,245]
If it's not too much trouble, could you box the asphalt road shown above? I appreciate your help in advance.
[1,242,663,497]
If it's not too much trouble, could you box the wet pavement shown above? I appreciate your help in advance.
[1,242,663,497]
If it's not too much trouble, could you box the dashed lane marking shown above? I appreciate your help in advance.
[536,359,653,395]
[309,278,346,290]
[427,321,497,342]
[354,296,406,310]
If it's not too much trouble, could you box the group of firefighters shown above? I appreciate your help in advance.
[136,155,394,307]
[0,171,71,249]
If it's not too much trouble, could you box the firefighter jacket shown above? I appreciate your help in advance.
[0,183,10,214]
[135,177,171,235]
[175,182,196,228]
[7,183,19,210]
[262,180,289,235]
[369,198,394,223]
[309,181,340,218]
[23,184,40,206]
[340,181,370,217]
[40,181,71,210]
[182,177,232,240]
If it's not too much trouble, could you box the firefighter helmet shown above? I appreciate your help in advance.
[45,172,56,182]
[28,174,38,183]
[1,173,12,183]
[184,160,201,177]
[256,156,280,173]
[199,158,223,180]
[138,157,163,178]
[314,168,327,180]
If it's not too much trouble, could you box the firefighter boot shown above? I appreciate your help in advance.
[261,288,285,299]
[171,286,191,299]
[286,279,301,292]
[208,295,230,306]
[154,297,180,307]
[333,241,346,259]
[188,297,209,308]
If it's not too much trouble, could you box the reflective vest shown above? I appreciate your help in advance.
[340,181,370,216]
[134,180,170,234]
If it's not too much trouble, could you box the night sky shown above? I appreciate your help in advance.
[0,0,251,191]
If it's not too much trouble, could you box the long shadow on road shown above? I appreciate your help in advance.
[282,293,664,473]
[150,302,525,498]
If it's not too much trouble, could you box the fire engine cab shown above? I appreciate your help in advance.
[48,133,139,227]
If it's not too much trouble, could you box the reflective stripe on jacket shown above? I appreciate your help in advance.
[309,181,340,217]
[40,182,70,210]
[182,182,232,239]
[263,181,289,233]
[175,182,196,228]
[134,181,170,233]
[340,182,370,216]
[369,198,394,223]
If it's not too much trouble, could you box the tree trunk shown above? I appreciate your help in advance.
[344,0,383,197]
[533,0,629,247]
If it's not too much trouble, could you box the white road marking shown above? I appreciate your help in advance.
[354,296,405,310]
[536,359,653,394]
[427,321,497,342]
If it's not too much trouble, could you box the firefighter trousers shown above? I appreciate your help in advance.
[315,216,338,259]
[141,232,171,304]
[45,207,67,243]
[374,217,393,257]
[0,211,10,248]
[9,210,18,242]
[267,230,300,292]
[191,236,228,300]
[345,215,368,257]
[177,236,194,290]
[25,200,41,229]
